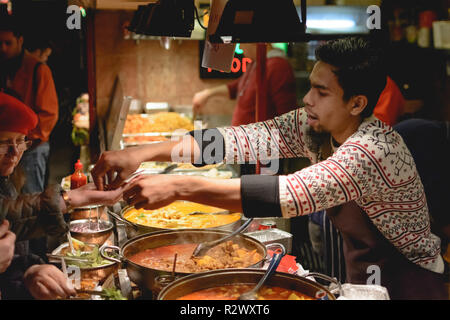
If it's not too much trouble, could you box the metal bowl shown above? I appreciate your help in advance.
[70,205,108,221]
[69,219,114,245]
[51,243,119,287]
[109,204,243,238]
[100,229,283,292]
[158,268,336,300]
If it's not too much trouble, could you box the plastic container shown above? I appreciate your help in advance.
[71,159,88,189]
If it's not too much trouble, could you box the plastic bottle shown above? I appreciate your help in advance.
[70,159,87,190]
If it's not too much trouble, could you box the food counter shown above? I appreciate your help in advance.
[57,108,390,301]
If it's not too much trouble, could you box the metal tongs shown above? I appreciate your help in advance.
[191,218,253,258]
[188,210,230,215]
[47,254,91,263]
[123,164,178,184]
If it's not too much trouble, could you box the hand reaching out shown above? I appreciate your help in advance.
[0,220,15,274]
[68,182,125,208]
[24,264,76,300]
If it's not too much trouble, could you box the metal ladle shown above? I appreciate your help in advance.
[238,247,285,300]
[191,218,253,258]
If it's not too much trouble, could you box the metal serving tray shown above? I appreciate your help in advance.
[245,228,293,255]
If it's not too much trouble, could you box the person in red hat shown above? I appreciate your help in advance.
[0,92,125,299]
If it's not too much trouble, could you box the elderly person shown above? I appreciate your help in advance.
[0,92,123,299]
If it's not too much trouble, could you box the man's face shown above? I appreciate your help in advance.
[0,131,27,177]
[302,61,355,136]
[0,31,23,61]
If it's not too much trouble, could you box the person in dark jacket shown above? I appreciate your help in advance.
[0,92,124,299]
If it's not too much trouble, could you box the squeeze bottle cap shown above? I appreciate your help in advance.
[75,159,83,170]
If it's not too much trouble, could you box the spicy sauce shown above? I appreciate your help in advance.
[70,159,87,189]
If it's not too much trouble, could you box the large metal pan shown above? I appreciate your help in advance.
[107,205,243,238]
[157,268,337,300]
[100,229,284,292]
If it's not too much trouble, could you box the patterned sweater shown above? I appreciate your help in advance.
[217,108,443,273]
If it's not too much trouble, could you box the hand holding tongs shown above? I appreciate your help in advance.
[191,218,253,258]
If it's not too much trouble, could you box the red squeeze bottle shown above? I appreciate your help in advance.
[70,159,87,189]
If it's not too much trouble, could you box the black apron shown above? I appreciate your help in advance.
[326,201,447,300]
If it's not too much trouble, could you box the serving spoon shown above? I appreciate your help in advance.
[191,218,253,258]
[237,248,285,300]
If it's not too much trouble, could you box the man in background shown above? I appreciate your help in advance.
[26,37,53,64]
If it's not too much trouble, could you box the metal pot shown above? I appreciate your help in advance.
[69,219,114,245]
[100,229,284,292]
[70,205,108,221]
[51,243,119,286]
[108,205,243,238]
[157,268,337,300]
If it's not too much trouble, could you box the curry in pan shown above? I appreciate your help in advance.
[123,201,241,229]
[128,241,262,273]
[177,285,315,300]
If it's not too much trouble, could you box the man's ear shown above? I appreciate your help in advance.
[349,95,368,116]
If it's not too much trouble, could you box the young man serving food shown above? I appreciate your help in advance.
[91,37,447,299]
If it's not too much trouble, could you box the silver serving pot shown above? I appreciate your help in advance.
[100,229,284,292]
[157,268,337,300]
[70,204,108,221]
[107,205,243,238]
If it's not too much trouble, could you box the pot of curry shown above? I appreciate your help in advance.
[99,229,281,292]
[157,268,336,300]
[109,201,243,238]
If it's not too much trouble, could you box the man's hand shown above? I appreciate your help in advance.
[0,220,16,274]
[122,175,186,210]
[24,264,76,300]
[91,148,143,190]
[122,174,243,213]
[68,182,125,208]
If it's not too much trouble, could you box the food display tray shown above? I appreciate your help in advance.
[245,228,293,254]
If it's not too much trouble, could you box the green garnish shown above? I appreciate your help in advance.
[66,246,115,268]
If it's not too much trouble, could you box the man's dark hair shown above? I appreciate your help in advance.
[315,37,387,119]
[25,38,53,52]
[0,14,24,38]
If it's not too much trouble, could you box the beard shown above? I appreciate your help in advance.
[305,125,330,154]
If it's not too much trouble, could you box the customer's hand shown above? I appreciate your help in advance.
[91,148,144,190]
[68,182,125,208]
[0,220,16,274]
[24,264,76,300]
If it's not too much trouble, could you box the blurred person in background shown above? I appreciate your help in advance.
[0,14,59,260]
[193,43,298,175]
[0,15,58,194]
[26,37,53,64]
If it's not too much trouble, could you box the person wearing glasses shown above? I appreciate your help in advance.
[0,92,124,299]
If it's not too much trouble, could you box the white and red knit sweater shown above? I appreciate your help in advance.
[217,108,443,273]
